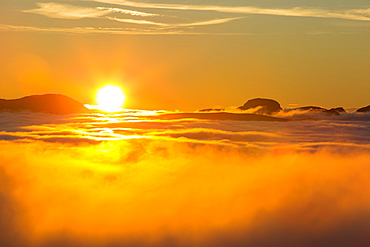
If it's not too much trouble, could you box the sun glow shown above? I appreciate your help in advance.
[96,85,125,112]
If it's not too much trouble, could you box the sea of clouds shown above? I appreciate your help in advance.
[1,110,370,246]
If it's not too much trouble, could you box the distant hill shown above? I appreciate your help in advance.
[357,105,370,113]
[238,98,282,115]
[199,108,224,112]
[200,98,283,115]
[199,98,355,117]
[330,107,346,113]
[0,94,88,114]
[297,106,341,116]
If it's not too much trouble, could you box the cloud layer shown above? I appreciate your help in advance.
[10,1,370,35]
[90,0,370,21]
[1,138,370,246]
[1,110,370,246]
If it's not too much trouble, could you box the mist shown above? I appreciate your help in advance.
[1,110,370,246]
[1,136,370,246]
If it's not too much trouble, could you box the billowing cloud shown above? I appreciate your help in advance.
[1,110,370,246]
[1,136,370,246]
[276,108,370,121]
[1,110,370,149]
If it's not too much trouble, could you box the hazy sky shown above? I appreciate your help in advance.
[1,0,369,110]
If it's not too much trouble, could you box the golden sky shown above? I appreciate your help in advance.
[1,0,370,110]
[2,2,370,245]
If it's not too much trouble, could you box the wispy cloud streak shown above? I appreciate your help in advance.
[97,6,158,17]
[106,16,169,26]
[177,17,243,27]
[0,24,183,34]
[23,2,109,19]
[89,0,370,21]
[23,2,158,19]
[107,16,242,28]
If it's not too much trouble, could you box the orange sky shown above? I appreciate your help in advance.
[1,0,370,110]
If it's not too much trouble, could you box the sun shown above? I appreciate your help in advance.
[96,85,125,112]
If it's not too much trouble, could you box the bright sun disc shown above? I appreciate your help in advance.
[96,85,125,112]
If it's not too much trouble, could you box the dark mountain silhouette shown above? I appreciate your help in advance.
[199,108,224,112]
[151,112,288,122]
[0,94,88,114]
[238,98,282,115]
[357,105,370,113]
[330,107,346,113]
[298,106,340,116]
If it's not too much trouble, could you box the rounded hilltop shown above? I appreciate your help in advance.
[200,98,282,115]
[238,98,282,115]
[357,105,370,113]
[200,97,370,117]
[0,94,88,114]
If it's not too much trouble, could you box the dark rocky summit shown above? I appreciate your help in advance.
[330,107,346,113]
[298,106,340,116]
[0,94,88,114]
[357,105,370,113]
[199,108,224,112]
[238,98,282,115]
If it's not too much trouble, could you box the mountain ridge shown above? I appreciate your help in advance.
[0,94,88,115]
[1,94,369,116]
